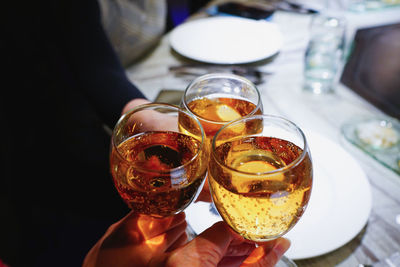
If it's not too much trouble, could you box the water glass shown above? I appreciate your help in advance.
[303,14,346,94]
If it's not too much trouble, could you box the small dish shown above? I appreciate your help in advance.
[355,119,399,149]
[342,117,400,174]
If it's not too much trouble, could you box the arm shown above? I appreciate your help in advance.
[60,0,146,128]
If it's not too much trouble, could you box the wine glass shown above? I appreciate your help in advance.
[110,103,207,217]
[179,72,264,222]
[180,73,263,150]
[208,114,313,242]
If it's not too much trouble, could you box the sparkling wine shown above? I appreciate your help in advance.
[209,136,312,241]
[110,131,207,217]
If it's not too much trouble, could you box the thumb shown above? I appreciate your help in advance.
[193,221,237,262]
[150,222,241,267]
[183,221,236,265]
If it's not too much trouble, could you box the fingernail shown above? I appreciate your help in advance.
[273,238,291,258]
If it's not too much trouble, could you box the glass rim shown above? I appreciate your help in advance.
[111,103,206,174]
[211,114,309,175]
[182,73,263,124]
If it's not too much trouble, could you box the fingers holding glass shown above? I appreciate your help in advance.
[129,212,187,241]
[148,221,289,267]
[83,212,188,267]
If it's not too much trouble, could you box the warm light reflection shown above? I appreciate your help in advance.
[137,215,173,240]
[127,229,142,243]
[145,234,166,246]
[241,246,265,265]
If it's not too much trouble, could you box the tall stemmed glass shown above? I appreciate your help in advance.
[110,103,207,217]
[179,72,264,216]
[208,114,313,242]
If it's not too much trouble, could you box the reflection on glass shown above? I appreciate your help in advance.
[209,114,313,241]
[180,73,263,150]
[110,103,208,217]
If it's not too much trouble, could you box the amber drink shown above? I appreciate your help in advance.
[180,73,263,147]
[209,115,313,241]
[111,104,207,217]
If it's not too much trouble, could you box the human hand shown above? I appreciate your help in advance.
[121,99,181,133]
[122,98,150,115]
[82,211,187,267]
[149,221,291,267]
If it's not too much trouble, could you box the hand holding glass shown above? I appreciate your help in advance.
[110,103,207,217]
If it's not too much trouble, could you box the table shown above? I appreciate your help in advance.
[124,3,400,266]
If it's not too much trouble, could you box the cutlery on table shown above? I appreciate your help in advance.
[169,64,273,85]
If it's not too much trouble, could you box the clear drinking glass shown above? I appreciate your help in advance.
[110,103,208,217]
[180,73,263,150]
[209,114,313,241]
[303,14,346,94]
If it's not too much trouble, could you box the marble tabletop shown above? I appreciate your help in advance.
[124,3,400,266]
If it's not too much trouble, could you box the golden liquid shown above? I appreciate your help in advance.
[179,97,262,154]
[208,136,312,241]
[186,97,261,139]
[110,131,207,217]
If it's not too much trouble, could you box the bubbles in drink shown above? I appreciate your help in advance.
[111,131,207,217]
[209,136,312,241]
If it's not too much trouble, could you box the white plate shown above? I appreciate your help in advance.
[169,16,283,64]
[185,131,372,260]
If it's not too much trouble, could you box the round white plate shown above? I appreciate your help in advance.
[169,16,283,64]
[185,131,372,260]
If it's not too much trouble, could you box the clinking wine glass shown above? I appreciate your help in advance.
[180,73,263,150]
[110,103,207,217]
[208,114,313,242]
[179,72,265,226]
